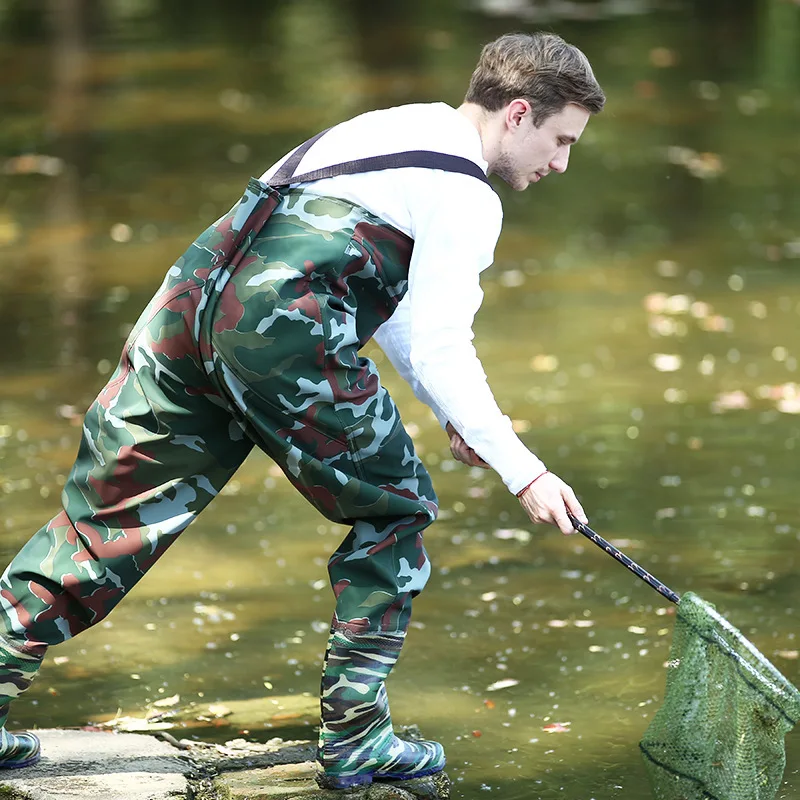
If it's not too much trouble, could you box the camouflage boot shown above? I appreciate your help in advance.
[316,628,445,789]
[0,635,45,769]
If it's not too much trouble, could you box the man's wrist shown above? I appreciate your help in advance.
[515,470,549,498]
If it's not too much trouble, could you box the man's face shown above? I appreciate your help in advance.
[493,102,590,191]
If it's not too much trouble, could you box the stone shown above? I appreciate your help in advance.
[0,728,188,800]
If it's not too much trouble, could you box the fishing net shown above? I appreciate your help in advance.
[640,591,800,800]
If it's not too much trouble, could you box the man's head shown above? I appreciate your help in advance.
[462,32,605,190]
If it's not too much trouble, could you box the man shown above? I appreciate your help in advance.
[0,32,604,788]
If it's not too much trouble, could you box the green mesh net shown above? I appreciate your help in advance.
[640,592,800,800]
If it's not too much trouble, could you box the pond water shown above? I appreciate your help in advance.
[1,1,799,797]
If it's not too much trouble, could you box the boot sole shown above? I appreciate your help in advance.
[318,762,444,789]
[0,750,41,769]
[0,734,41,770]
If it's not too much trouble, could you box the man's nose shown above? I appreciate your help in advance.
[550,148,570,174]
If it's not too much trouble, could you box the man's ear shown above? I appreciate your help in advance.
[506,98,531,131]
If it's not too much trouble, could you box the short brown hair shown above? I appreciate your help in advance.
[465,32,605,126]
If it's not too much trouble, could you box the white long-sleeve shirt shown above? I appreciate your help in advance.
[260,102,546,494]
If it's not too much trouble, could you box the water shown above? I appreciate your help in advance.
[1,1,799,797]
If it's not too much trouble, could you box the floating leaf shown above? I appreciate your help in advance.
[711,390,750,414]
[530,354,559,373]
[650,354,682,372]
[777,397,800,414]
[542,722,571,733]
[486,679,519,692]
[152,694,181,708]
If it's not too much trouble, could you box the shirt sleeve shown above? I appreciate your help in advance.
[403,171,547,495]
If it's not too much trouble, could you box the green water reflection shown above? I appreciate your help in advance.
[1,1,799,797]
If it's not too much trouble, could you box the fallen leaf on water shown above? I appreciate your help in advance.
[711,390,750,414]
[152,694,181,708]
[650,354,682,372]
[3,153,64,176]
[486,679,519,692]
[687,152,725,179]
[663,294,691,314]
[99,715,174,732]
[699,315,732,332]
[542,722,571,733]
[777,397,800,414]
[530,354,559,373]
[644,292,668,313]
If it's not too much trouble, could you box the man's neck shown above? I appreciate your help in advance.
[457,102,501,171]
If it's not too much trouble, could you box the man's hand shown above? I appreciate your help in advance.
[446,423,490,469]
[518,471,587,535]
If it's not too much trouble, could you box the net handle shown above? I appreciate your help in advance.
[566,512,681,605]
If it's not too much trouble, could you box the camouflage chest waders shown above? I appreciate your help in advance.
[0,137,492,785]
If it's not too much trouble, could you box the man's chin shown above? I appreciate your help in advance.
[497,174,528,192]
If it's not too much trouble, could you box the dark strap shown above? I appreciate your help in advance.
[269,128,492,190]
[270,128,331,186]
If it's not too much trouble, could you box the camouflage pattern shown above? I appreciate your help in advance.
[317,628,445,788]
[0,635,44,763]
[0,729,40,769]
[0,179,438,767]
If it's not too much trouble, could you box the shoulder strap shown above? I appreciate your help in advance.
[269,130,492,190]
[270,128,331,187]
